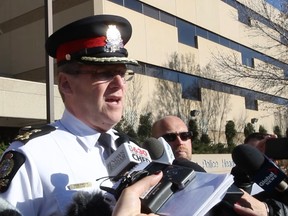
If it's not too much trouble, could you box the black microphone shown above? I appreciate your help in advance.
[141,137,175,165]
[114,132,131,148]
[65,191,112,216]
[0,197,22,216]
[230,165,253,194]
[172,157,206,172]
[232,144,288,193]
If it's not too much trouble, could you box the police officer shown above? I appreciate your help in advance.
[0,15,138,216]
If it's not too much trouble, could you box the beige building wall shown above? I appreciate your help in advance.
[0,77,64,127]
[0,0,286,139]
[105,1,179,66]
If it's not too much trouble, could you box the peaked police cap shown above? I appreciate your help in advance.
[45,14,138,66]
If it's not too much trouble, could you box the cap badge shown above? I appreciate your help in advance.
[105,25,123,53]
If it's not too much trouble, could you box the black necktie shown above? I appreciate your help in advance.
[98,133,114,159]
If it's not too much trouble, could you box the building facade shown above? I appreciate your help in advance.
[0,0,287,143]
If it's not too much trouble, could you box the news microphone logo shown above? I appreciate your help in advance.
[106,142,151,176]
[254,159,287,191]
[232,144,288,193]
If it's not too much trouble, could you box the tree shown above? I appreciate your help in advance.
[214,0,288,97]
[188,118,199,140]
[273,125,283,138]
[225,120,237,147]
[114,117,138,140]
[153,52,200,122]
[195,64,231,144]
[200,133,211,145]
[244,122,256,137]
[165,52,200,76]
[137,112,153,142]
[259,125,268,134]
[123,73,143,131]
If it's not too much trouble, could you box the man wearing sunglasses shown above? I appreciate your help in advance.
[151,115,193,160]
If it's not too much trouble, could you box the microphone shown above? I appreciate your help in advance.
[0,197,22,216]
[230,165,253,194]
[65,191,112,216]
[141,137,175,165]
[172,157,206,172]
[105,141,152,177]
[115,134,129,148]
[232,144,288,193]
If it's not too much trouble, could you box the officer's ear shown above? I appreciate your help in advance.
[58,72,73,96]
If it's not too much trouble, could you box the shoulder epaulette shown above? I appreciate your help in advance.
[13,125,56,144]
[0,150,25,193]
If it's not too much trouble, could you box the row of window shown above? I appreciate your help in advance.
[266,0,287,13]
[108,0,288,75]
[222,0,288,72]
[128,62,288,111]
[109,0,288,110]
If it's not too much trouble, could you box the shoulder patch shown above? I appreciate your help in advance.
[13,125,56,144]
[0,151,25,193]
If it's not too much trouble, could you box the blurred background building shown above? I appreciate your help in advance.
[0,0,287,146]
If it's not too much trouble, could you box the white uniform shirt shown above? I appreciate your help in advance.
[0,109,119,216]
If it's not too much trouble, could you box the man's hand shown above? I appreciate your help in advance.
[112,171,163,216]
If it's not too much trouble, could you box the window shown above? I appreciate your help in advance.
[208,32,219,43]
[127,63,143,75]
[176,19,196,47]
[144,64,163,78]
[160,11,175,26]
[136,62,288,106]
[280,34,288,45]
[230,41,240,51]
[241,46,254,67]
[242,55,254,67]
[238,10,251,25]
[266,0,284,12]
[143,4,159,20]
[162,69,178,82]
[179,74,201,101]
[196,26,207,38]
[125,0,142,13]
[219,37,230,47]
[245,97,258,110]
[108,0,123,6]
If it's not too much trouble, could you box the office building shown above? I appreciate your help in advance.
[0,0,287,143]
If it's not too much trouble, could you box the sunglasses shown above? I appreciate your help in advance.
[162,131,193,142]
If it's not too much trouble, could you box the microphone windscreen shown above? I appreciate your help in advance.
[0,210,22,216]
[142,138,164,160]
[0,197,22,216]
[115,135,129,147]
[65,192,112,216]
[172,158,206,172]
[230,166,253,193]
[232,144,265,175]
